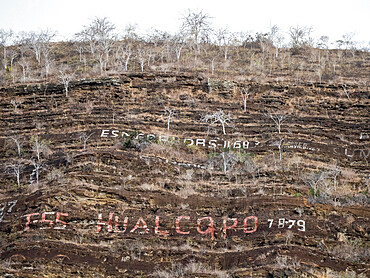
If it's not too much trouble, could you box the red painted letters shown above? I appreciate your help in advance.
[22,211,262,238]
[223,218,238,239]
[175,216,190,235]
[114,216,128,233]
[197,217,215,239]
[130,217,149,234]
[244,216,258,233]
[23,213,39,231]
[155,216,169,236]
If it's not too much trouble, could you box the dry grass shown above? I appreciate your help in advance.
[331,238,370,263]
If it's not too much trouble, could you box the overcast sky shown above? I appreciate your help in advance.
[0,0,369,47]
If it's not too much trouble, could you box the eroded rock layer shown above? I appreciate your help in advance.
[0,73,369,277]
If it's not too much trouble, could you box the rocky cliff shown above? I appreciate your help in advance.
[0,72,369,277]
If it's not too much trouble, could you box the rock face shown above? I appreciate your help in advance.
[0,72,369,277]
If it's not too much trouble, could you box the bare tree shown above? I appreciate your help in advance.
[268,25,284,58]
[269,137,285,162]
[123,23,139,41]
[277,137,284,161]
[202,109,233,135]
[302,171,333,198]
[79,132,94,150]
[214,28,234,61]
[267,113,288,134]
[58,70,74,97]
[136,45,146,72]
[30,159,43,185]
[8,135,23,157]
[316,64,324,83]
[75,41,85,63]
[317,35,329,50]
[117,43,132,71]
[75,17,116,74]
[41,42,53,78]
[181,9,212,55]
[0,29,14,68]
[342,84,350,99]
[336,32,356,55]
[206,151,238,175]
[7,160,24,187]
[23,31,41,64]
[22,30,55,65]
[239,86,250,112]
[31,137,50,161]
[209,56,216,75]
[74,41,89,72]
[17,55,29,82]
[7,49,18,83]
[220,152,238,175]
[303,171,325,196]
[288,25,313,49]
[7,48,17,72]
[171,34,186,62]
[10,98,22,114]
[328,163,341,192]
[164,107,176,130]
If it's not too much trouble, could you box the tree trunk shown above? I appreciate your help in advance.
[222,122,226,135]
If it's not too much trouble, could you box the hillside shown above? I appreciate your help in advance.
[0,70,369,277]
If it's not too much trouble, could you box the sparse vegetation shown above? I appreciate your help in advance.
[0,8,368,278]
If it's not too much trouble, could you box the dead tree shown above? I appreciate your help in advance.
[328,163,341,192]
[31,137,50,162]
[23,30,55,65]
[58,70,74,97]
[0,29,14,67]
[288,25,313,49]
[7,49,17,82]
[7,160,24,187]
[302,171,325,196]
[164,107,176,130]
[336,32,356,56]
[202,109,233,135]
[181,9,212,56]
[214,28,234,61]
[136,45,146,72]
[206,151,238,176]
[10,99,22,114]
[8,135,23,157]
[17,55,29,82]
[267,113,288,134]
[276,137,284,161]
[342,84,350,99]
[209,56,216,75]
[26,31,42,64]
[79,132,94,150]
[41,43,53,78]
[171,34,186,62]
[220,152,238,175]
[75,17,116,74]
[75,41,85,63]
[30,159,43,185]
[117,43,132,71]
[268,25,284,58]
[302,171,333,198]
[239,86,250,112]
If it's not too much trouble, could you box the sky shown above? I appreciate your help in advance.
[0,0,369,47]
